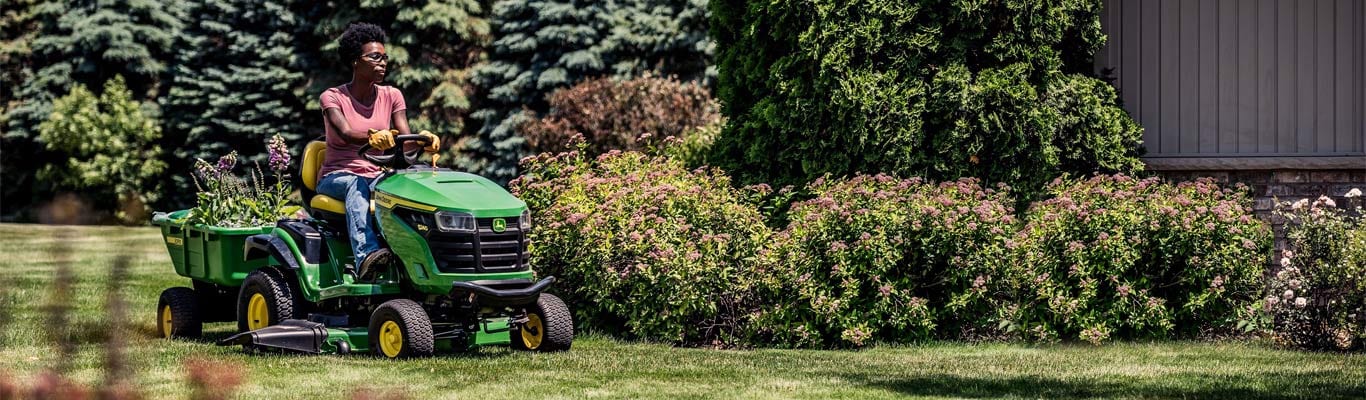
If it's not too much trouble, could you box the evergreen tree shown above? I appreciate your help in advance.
[3,0,184,219]
[458,0,712,182]
[0,0,41,220]
[159,0,314,208]
[709,0,1143,195]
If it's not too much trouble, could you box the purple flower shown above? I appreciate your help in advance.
[267,134,291,172]
[216,151,238,173]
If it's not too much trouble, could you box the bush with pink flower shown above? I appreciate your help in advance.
[1006,175,1271,343]
[1267,191,1366,350]
[184,134,296,227]
[750,175,1018,347]
[511,137,772,346]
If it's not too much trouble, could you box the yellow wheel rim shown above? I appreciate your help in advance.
[521,313,544,350]
[379,320,403,358]
[160,305,173,338]
[247,293,270,330]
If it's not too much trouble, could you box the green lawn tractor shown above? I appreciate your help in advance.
[151,134,572,358]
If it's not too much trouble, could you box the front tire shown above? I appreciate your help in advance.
[158,287,201,338]
[236,268,302,332]
[369,299,434,359]
[512,293,573,352]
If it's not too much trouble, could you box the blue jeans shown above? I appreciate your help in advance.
[317,172,380,266]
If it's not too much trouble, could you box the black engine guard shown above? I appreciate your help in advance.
[450,276,555,307]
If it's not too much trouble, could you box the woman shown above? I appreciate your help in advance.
[317,22,439,278]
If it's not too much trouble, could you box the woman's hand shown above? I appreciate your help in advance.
[368,129,396,150]
[417,130,440,153]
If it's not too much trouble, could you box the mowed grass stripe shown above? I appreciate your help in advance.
[0,223,1362,399]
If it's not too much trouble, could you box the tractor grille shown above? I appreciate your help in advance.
[395,210,529,273]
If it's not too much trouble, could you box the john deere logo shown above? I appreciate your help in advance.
[492,218,507,233]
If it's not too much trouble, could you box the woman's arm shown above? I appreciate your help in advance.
[392,110,422,152]
[324,108,370,145]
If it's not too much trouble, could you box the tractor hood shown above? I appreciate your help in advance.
[374,170,527,217]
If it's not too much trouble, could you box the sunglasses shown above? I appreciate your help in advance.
[360,52,388,63]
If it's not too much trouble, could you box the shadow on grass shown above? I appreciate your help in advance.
[843,371,1366,400]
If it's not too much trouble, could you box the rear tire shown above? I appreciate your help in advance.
[368,299,434,359]
[512,293,573,352]
[236,268,302,332]
[157,287,201,338]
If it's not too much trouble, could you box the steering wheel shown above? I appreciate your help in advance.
[357,134,432,169]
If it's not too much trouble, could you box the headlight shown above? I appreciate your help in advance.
[435,211,476,233]
[520,209,532,230]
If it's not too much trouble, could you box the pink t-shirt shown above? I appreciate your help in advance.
[319,84,407,178]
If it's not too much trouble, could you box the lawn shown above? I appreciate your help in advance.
[0,223,1362,399]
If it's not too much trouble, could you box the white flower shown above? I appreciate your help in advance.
[1313,195,1336,208]
[1283,290,1295,300]
[1289,279,1301,289]
[1280,257,1292,268]
[1283,250,1294,259]
[1294,297,1307,308]
[1346,188,1362,198]
[1276,270,1288,280]
[1291,199,1309,210]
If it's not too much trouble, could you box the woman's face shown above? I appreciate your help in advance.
[355,42,387,82]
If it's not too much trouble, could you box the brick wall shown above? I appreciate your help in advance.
[1155,168,1366,262]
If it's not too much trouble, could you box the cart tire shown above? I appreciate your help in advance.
[512,293,573,352]
[369,299,434,359]
[236,267,301,332]
[158,287,201,339]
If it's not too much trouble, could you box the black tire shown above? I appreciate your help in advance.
[192,280,237,322]
[236,267,303,332]
[368,299,434,359]
[157,287,201,338]
[512,293,573,352]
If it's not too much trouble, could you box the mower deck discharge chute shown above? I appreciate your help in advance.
[153,134,573,357]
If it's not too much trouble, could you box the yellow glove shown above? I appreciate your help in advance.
[417,130,440,153]
[368,129,395,150]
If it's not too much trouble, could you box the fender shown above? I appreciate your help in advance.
[244,234,301,270]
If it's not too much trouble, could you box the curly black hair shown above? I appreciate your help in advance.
[338,22,388,62]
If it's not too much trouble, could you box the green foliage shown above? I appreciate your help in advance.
[754,175,1017,347]
[511,143,769,345]
[1268,192,1366,351]
[4,0,185,218]
[519,75,721,157]
[709,0,1143,194]
[460,0,713,182]
[37,76,166,224]
[159,0,314,207]
[1008,176,1270,343]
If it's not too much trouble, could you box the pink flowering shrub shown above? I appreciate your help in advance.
[750,175,1018,347]
[1267,192,1366,350]
[511,141,771,345]
[1008,175,1271,343]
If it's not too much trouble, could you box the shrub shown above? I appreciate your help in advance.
[37,76,166,224]
[1009,175,1270,343]
[709,0,1143,194]
[511,140,770,345]
[520,75,722,158]
[1267,191,1366,350]
[753,175,1018,347]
